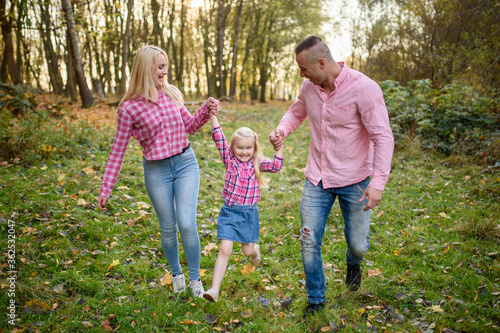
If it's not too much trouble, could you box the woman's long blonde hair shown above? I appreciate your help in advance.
[229,127,269,188]
[119,45,183,109]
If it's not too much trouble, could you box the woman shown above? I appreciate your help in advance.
[97,45,220,298]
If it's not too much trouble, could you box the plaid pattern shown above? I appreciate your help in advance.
[212,126,283,206]
[100,89,210,197]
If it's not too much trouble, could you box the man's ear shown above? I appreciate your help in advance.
[317,58,326,70]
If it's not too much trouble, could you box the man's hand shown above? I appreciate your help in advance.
[269,128,284,151]
[359,187,383,211]
[97,196,109,210]
[208,97,220,115]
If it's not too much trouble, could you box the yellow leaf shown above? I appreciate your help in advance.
[431,305,444,313]
[180,319,194,324]
[241,309,252,318]
[136,201,151,209]
[77,198,89,206]
[58,174,66,181]
[108,259,120,270]
[240,264,255,275]
[368,268,383,277]
[200,269,206,277]
[321,326,331,332]
[376,210,385,218]
[82,166,94,174]
[159,273,172,286]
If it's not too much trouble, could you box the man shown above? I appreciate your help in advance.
[269,36,394,316]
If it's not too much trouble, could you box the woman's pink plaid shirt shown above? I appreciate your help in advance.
[212,126,283,206]
[100,90,210,198]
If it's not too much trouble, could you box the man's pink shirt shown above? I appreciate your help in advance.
[278,63,394,191]
[100,89,210,198]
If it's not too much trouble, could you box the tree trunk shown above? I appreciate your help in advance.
[39,0,64,94]
[166,0,176,85]
[61,0,93,107]
[0,0,22,85]
[65,30,78,102]
[229,0,243,99]
[120,0,134,95]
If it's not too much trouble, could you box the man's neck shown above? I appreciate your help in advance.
[321,61,343,95]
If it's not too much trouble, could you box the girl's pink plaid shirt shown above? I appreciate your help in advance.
[212,126,283,206]
[100,89,210,198]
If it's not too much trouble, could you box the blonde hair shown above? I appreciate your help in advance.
[119,45,183,109]
[229,127,269,188]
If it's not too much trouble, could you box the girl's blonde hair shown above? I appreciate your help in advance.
[119,45,183,109]
[229,127,269,188]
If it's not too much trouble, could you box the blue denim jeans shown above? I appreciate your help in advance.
[143,147,201,281]
[300,177,371,304]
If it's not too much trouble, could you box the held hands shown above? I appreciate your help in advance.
[207,97,220,116]
[359,186,383,211]
[269,128,284,152]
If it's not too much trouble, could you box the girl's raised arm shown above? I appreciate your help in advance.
[210,113,220,129]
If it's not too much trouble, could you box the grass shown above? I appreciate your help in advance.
[1,100,499,332]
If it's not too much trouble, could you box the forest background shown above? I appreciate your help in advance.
[0,0,499,332]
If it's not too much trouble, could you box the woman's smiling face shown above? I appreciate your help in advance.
[152,54,168,88]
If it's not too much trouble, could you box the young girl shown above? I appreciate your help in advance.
[203,113,284,302]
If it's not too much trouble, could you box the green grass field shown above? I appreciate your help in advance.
[1,101,499,332]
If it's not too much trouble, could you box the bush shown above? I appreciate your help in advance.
[380,79,500,163]
[0,84,97,164]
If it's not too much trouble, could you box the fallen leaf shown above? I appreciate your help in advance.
[77,198,89,206]
[431,305,444,313]
[241,309,252,318]
[240,264,255,275]
[368,268,383,277]
[53,284,66,294]
[159,273,172,286]
[108,259,120,270]
[81,321,93,328]
[204,314,217,325]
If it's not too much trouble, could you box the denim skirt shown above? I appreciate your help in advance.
[217,203,259,244]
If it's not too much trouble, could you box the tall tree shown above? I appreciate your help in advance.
[61,0,93,107]
[0,0,22,84]
[38,0,64,94]
[120,0,134,94]
[229,0,243,99]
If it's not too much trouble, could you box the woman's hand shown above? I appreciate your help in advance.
[97,196,109,210]
[207,97,220,115]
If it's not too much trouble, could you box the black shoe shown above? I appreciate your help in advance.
[346,263,361,291]
[303,301,325,319]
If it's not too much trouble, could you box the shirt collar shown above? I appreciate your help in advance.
[133,90,163,105]
[315,62,349,95]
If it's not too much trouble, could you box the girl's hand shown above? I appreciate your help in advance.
[269,128,284,151]
[97,196,109,210]
[208,97,220,116]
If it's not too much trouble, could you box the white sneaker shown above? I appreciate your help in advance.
[188,280,205,298]
[203,288,219,302]
[172,273,186,293]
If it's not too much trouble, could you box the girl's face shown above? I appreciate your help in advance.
[152,54,168,88]
[232,136,255,162]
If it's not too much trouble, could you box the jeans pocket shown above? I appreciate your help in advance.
[218,211,231,225]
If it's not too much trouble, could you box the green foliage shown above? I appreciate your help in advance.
[0,83,38,116]
[381,79,499,161]
[0,85,99,164]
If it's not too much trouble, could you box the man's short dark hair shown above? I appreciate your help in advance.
[295,35,323,55]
